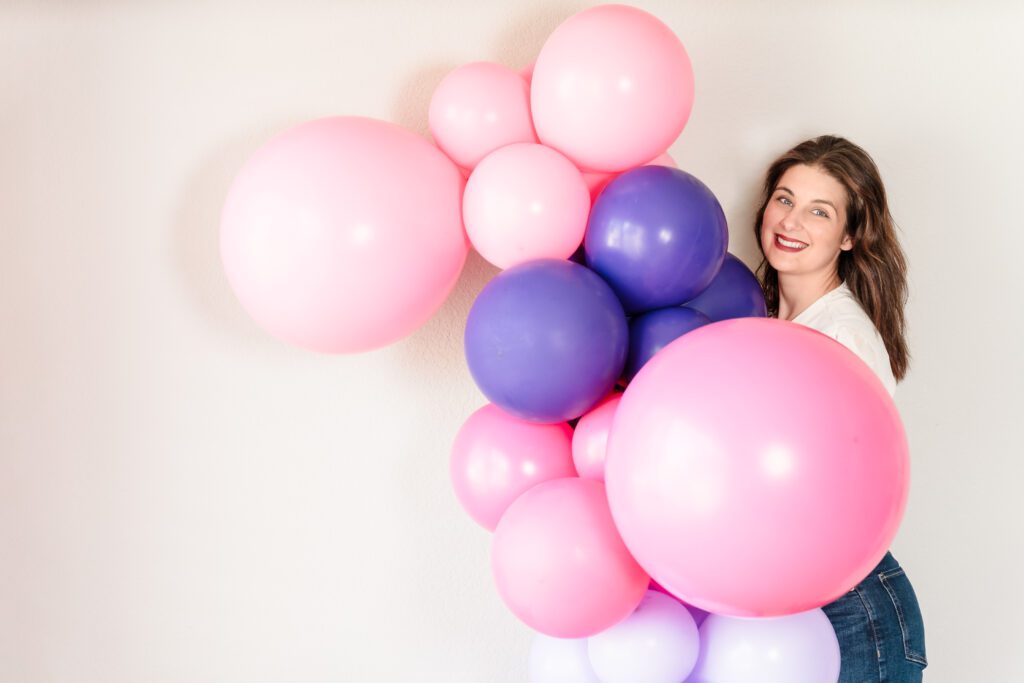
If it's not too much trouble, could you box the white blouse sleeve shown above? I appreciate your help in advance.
[832,323,897,397]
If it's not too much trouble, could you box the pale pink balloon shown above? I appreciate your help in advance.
[605,318,909,617]
[428,62,538,170]
[463,143,589,269]
[571,394,621,480]
[531,5,694,172]
[220,117,468,353]
[450,404,575,531]
[492,478,648,637]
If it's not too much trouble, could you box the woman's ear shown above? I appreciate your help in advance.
[840,233,854,251]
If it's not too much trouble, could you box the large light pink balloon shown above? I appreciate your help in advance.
[605,318,909,617]
[463,143,589,269]
[429,62,538,170]
[571,394,621,480]
[492,478,648,638]
[220,117,468,353]
[450,403,575,531]
[530,5,694,172]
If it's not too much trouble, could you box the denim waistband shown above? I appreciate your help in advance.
[872,550,899,575]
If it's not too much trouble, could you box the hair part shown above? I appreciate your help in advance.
[753,135,910,381]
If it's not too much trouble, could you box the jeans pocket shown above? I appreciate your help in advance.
[879,568,928,667]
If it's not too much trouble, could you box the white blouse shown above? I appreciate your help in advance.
[791,282,897,397]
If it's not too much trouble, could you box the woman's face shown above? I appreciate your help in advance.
[760,163,852,279]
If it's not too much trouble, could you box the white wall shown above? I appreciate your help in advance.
[2,1,1021,681]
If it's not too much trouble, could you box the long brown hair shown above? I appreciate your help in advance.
[753,135,910,381]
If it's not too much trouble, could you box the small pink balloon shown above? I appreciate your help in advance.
[450,404,575,531]
[464,143,590,269]
[531,5,694,172]
[220,117,468,353]
[606,318,909,617]
[582,152,676,203]
[429,62,538,170]
[571,394,621,480]
[646,151,677,168]
[582,170,615,204]
[492,478,648,638]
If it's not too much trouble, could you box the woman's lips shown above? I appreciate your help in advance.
[774,233,808,252]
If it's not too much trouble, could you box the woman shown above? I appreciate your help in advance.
[753,135,928,681]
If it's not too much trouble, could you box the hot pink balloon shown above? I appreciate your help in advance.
[571,394,621,480]
[450,403,575,531]
[428,62,538,170]
[492,478,648,638]
[530,5,694,172]
[463,143,590,269]
[220,117,468,353]
[605,318,909,617]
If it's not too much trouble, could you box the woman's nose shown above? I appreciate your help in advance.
[780,208,800,231]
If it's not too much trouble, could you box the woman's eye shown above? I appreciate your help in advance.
[812,208,830,218]
[777,196,792,206]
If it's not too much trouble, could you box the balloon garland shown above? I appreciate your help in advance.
[220,5,910,682]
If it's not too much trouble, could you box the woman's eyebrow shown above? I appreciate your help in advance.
[775,186,838,211]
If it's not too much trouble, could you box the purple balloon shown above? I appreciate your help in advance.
[690,609,840,683]
[465,259,628,423]
[587,590,700,683]
[684,253,767,321]
[624,306,710,381]
[585,166,728,313]
[648,580,710,628]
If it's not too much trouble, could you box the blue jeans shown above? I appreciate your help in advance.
[823,551,928,682]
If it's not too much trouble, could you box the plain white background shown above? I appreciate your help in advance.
[2,1,1021,681]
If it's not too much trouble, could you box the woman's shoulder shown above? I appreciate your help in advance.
[805,284,897,395]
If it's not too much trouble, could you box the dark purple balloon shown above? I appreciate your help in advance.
[624,306,710,381]
[585,166,728,314]
[464,259,628,423]
[683,253,767,321]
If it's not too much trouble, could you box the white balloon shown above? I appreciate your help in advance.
[528,633,602,683]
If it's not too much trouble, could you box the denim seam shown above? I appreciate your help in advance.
[853,584,885,682]
[879,570,929,667]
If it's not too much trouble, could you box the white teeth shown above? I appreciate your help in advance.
[776,235,808,249]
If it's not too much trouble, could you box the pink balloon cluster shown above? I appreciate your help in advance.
[216,1,910,680]
[441,6,910,683]
[430,4,692,270]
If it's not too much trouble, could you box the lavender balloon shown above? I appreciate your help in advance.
[689,609,840,683]
[587,590,700,683]
[465,259,628,423]
[684,253,768,321]
[585,166,728,313]
[528,635,601,683]
[624,306,710,381]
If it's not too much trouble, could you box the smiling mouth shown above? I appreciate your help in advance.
[775,233,809,251]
